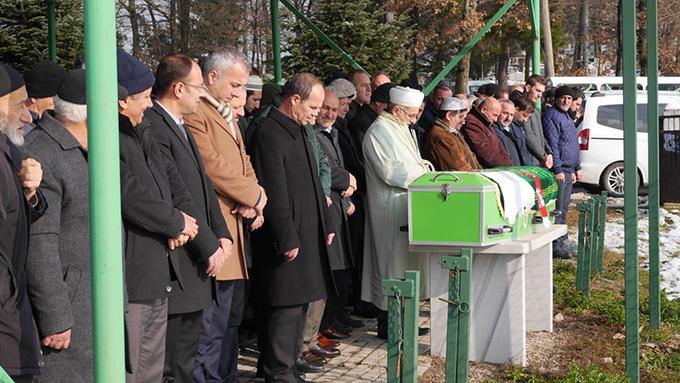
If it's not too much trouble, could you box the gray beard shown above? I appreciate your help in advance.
[0,121,25,147]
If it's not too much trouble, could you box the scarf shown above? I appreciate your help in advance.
[202,92,237,138]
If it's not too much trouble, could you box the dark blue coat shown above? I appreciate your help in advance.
[510,121,536,166]
[542,106,581,174]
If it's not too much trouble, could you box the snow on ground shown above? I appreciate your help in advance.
[568,193,680,300]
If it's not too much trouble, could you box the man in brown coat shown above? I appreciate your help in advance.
[425,97,482,171]
[185,48,267,383]
[461,97,514,168]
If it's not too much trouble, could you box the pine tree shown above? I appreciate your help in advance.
[0,0,84,71]
[283,0,413,82]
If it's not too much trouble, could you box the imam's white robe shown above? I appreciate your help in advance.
[361,111,432,311]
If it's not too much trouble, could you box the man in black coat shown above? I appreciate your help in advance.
[145,54,232,383]
[0,63,48,382]
[117,49,202,383]
[249,73,335,383]
[348,82,393,162]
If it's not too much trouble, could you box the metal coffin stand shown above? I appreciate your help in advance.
[408,172,566,367]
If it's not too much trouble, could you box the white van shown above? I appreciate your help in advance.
[576,91,680,196]
[549,76,680,94]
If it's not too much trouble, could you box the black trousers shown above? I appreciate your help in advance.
[262,304,308,383]
[322,269,351,329]
[163,310,203,383]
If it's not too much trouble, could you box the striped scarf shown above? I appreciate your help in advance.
[202,93,237,138]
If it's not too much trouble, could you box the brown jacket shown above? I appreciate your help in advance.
[426,119,482,171]
[185,98,261,281]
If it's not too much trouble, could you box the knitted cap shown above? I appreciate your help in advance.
[24,60,67,98]
[371,82,395,103]
[554,85,575,99]
[116,48,155,96]
[58,69,87,105]
[247,75,263,92]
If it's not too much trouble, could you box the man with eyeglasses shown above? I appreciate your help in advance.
[361,86,433,338]
[143,54,233,383]
[184,48,267,383]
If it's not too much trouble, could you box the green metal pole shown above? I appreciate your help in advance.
[402,271,419,383]
[383,273,418,383]
[529,0,541,75]
[623,0,640,379]
[84,0,126,381]
[576,202,587,293]
[0,365,14,383]
[278,0,365,72]
[423,0,518,95]
[47,0,56,62]
[270,0,283,85]
[647,0,661,331]
[597,192,608,273]
[442,249,472,383]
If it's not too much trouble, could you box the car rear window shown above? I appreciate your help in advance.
[596,104,667,132]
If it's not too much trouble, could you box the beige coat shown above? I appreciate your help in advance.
[185,99,261,281]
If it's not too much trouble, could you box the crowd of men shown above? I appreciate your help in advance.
[0,46,583,383]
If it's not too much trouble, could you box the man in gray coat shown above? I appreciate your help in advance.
[514,75,553,168]
[24,69,93,382]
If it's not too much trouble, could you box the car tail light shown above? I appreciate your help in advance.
[579,128,590,150]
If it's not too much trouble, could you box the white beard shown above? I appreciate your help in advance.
[1,120,25,147]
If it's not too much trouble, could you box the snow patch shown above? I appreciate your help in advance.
[568,206,680,300]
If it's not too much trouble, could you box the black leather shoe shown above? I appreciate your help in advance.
[331,321,353,334]
[320,328,350,340]
[295,354,324,374]
[339,315,364,328]
[310,344,341,359]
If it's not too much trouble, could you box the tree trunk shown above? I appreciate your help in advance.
[497,43,510,88]
[177,0,191,53]
[572,0,589,73]
[525,47,531,79]
[540,0,555,78]
[127,0,141,57]
[615,0,622,75]
[637,0,647,75]
[455,0,474,95]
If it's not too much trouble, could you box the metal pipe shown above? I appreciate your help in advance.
[47,0,56,62]
[270,0,283,85]
[647,0,660,330]
[622,0,640,379]
[423,0,518,95]
[530,0,541,76]
[278,0,365,73]
[84,0,126,380]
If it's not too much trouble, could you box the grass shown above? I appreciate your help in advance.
[498,247,680,383]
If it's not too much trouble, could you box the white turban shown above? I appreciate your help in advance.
[389,86,424,108]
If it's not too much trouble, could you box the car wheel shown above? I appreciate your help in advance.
[601,162,640,197]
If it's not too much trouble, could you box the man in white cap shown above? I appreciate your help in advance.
[239,74,263,138]
[425,96,482,171]
[361,86,432,338]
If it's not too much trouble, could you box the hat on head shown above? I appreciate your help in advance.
[57,69,87,105]
[116,48,155,96]
[554,85,574,99]
[0,63,25,98]
[389,86,423,108]
[247,75,263,92]
[24,60,67,99]
[261,82,282,106]
[328,78,356,99]
[440,97,467,112]
[371,82,395,103]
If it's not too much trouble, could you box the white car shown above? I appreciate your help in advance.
[576,91,680,196]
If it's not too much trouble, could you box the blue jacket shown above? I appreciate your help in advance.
[510,120,536,166]
[542,106,581,174]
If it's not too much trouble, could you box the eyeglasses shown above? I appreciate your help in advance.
[401,109,419,119]
[182,82,208,92]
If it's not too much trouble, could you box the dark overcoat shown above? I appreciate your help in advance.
[144,102,231,314]
[0,133,47,377]
[249,107,333,307]
[315,126,353,271]
[118,114,193,302]
[22,113,93,382]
